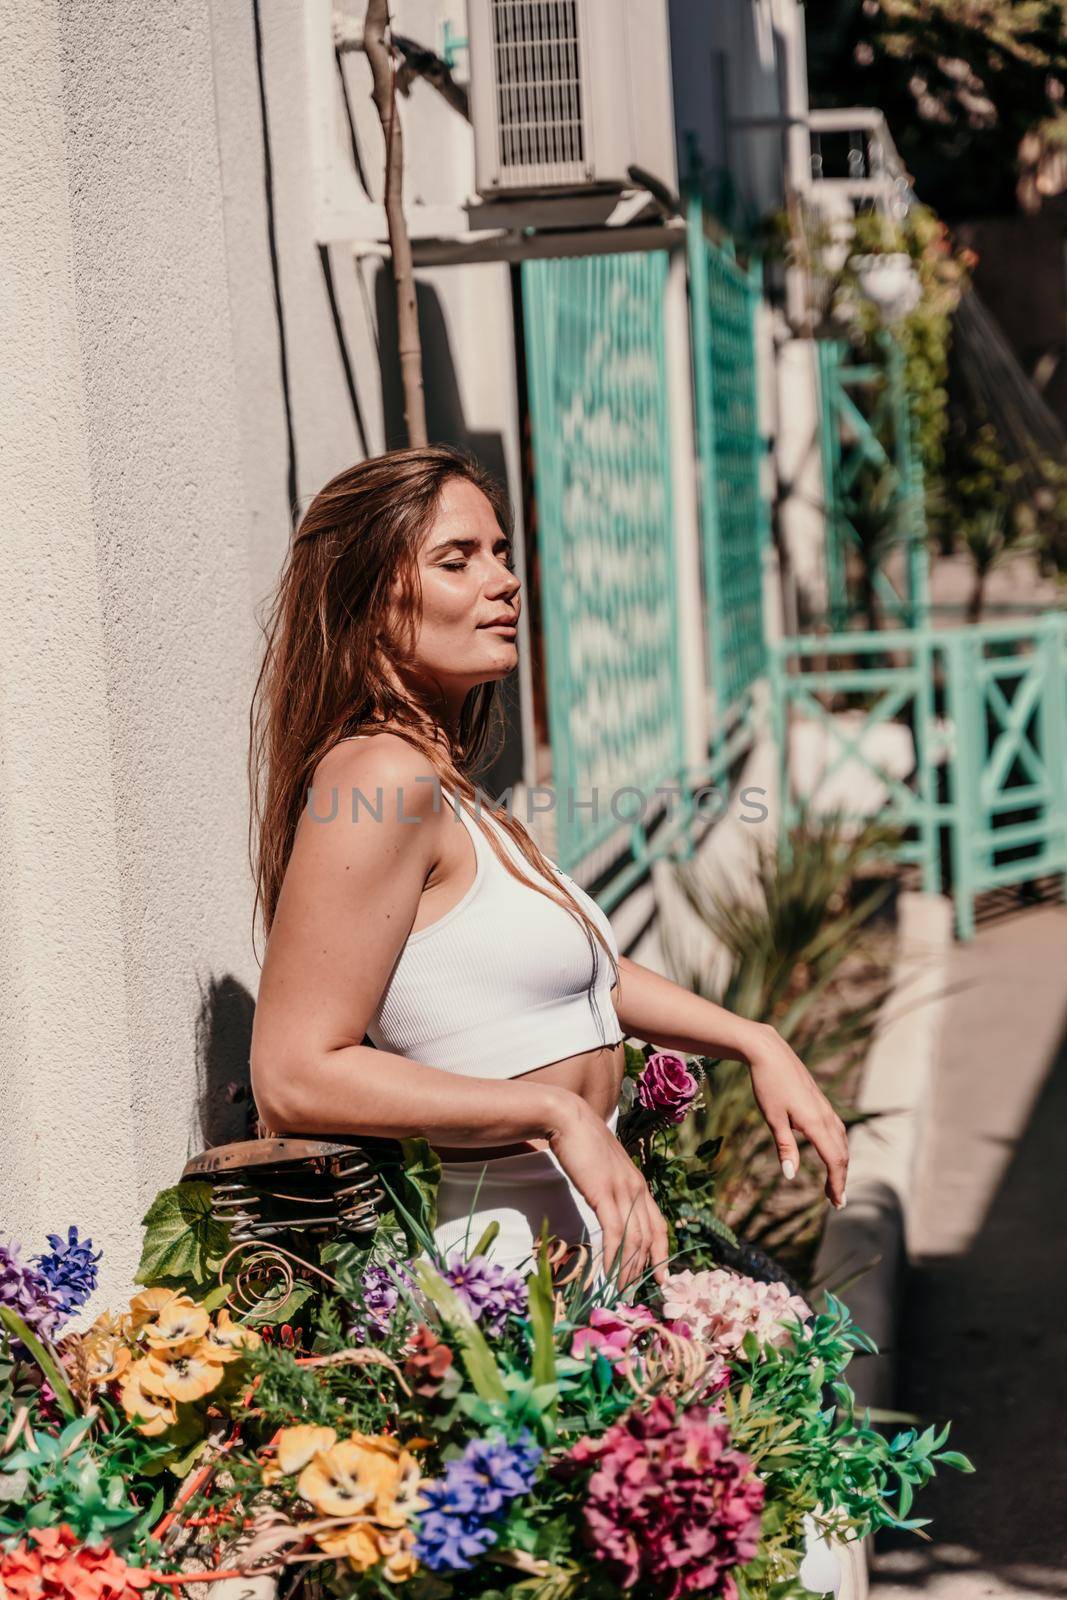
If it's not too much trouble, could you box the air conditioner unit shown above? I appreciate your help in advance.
[466,0,677,198]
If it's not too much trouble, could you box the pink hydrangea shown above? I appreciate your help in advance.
[568,1394,764,1598]
[661,1268,809,1357]
[571,1304,658,1369]
[636,1052,700,1123]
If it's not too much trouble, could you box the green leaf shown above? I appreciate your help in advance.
[526,1238,558,1405]
[135,1182,231,1289]
[935,1450,975,1473]
[398,1138,443,1235]
[0,1308,77,1420]
[243,1278,315,1327]
[413,1262,507,1404]
[470,1221,501,1260]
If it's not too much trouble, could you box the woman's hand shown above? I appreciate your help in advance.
[744,1024,850,1208]
[548,1095,671,1290]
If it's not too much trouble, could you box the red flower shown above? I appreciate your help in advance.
[568,1395,764,1598]
[402,1323,453,1395]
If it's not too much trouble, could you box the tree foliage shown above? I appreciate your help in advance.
[806,0,1067,217]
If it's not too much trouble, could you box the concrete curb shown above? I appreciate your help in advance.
[813,890,954,1598]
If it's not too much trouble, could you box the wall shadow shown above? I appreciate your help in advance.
[873,1013,1067,1595]
[194,973,259,1149]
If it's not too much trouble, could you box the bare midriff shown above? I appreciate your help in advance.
[430,1034,627,1162]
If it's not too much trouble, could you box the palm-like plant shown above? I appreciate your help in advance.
[667,809,900,1272]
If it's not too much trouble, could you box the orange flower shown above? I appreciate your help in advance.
[137,1347,225,1404]
[261,1424,338,1486]
[71,1313,132,1388]
[203,1308,261,1361]
[127,1287,180,1330]
[142,1297,211,1355]
[0,1524,152,1600]
[297,1434,421,1525]
[118,1358,179,1436]
[315,1521,418,1580]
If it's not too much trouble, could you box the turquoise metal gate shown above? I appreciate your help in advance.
[521,251,688,884]
[943,616,1067,938]
[816,336,930,631]
[687,198,769,742]
[772,615,1067,938]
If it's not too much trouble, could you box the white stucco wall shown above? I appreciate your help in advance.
[1,0,527,1305]
[2,0,262,1302]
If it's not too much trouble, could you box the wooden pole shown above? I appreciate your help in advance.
[364,0,427,446]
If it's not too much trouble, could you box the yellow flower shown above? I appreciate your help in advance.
[298,1435,420,1524]
[118,1358,179,1436]
[315,1522,418,1581]
[138,1347,225,1404]
[128,1287,181,1330]
[261,1425,338,1486]
[143,1297,212,1355]
[204,1308,262,1361]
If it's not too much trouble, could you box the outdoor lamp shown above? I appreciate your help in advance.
[850,251,922,323]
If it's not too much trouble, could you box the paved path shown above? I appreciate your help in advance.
[871,901,1067,1599]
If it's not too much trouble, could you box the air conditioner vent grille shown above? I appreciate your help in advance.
[490,0,587,186]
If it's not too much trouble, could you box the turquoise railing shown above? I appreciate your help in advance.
[521,250,689,878]
[687,197,769,743]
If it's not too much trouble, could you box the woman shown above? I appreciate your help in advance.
[248,445,848,1292]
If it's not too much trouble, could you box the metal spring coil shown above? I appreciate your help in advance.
[330,1150,386,1235]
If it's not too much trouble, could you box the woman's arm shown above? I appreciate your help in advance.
[613,954,766,1060]
[250,737,669,1285]
[613,954,849,1208]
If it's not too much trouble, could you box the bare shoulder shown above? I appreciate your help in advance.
[312,731,439,796]
[298,731,446,865]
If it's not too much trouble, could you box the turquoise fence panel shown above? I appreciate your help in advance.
[521,251,687,877]
[772,615,1067,938]
[770,626,945,899]
[816,335,930,631]
[687,198,768,740]
[945,616,1067,938]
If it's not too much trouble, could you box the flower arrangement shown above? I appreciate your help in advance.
[0,1047,972,1600]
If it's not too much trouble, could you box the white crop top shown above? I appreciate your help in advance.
[364,782,625,1079]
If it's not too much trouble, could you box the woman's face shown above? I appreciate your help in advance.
[388,476,522,712]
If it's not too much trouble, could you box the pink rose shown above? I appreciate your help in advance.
[636,1051,700,1123]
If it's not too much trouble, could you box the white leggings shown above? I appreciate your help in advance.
[432,1108,619,1277]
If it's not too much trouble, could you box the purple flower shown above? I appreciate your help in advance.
[443,1253,528,1336]
[414,1431,542,1572]
[33,1226,101,1315]
[637,1051,700,1124]
[353,1260,414,1340]
[0,1239,65,1345]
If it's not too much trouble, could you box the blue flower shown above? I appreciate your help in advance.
[412,1508,499,1571]
[33,1226,101,1315]
[461,1432,541,1498]
[413,1431,542,1572]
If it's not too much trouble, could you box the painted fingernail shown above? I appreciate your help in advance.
[782,1160,796,1181]
[835,1190,848,1210]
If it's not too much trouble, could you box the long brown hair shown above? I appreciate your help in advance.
[248,444,619,1008]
